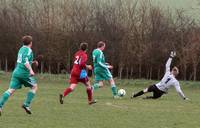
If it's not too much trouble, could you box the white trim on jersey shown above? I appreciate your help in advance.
[23,45,32,55]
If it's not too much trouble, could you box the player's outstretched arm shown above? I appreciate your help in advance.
[174,82,188,100]
[165,51,176,72]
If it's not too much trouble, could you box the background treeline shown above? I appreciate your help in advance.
[0,0,200,80]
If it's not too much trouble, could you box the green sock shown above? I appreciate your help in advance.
[111,84,117,96]
[0,91,11,108]
[93,83,100,91]
[24,91,35,107]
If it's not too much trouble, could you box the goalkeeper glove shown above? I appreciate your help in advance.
[170,51,176,58]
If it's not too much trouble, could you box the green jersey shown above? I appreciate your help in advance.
[92,49,108,70]
[92,49,112,81]
[13,46,33,78]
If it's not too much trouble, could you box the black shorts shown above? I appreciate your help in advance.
[147,85,165,99]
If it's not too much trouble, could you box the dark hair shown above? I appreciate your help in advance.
[97,41,105,48]
[22,35,32,45]
[80,42,88,51]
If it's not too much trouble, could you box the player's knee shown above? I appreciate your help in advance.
[109,78,115,85]
[69,86,75,91]
[143,88,148,93]
[31,85,38,93]
[69,84,77,90]
[84,82,91,87]
[86,85,92,89]
[7,88,15,95]
[99,82,104,88]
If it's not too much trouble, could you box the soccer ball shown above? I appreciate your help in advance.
[118,89,126,97]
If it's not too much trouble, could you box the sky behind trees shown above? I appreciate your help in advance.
[155,0,200,19]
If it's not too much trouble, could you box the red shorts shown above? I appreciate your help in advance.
[69,74,89,84]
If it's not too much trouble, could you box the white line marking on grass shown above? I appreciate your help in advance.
[105,102,129,109]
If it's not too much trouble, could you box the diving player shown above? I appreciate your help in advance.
[131,51,189,100]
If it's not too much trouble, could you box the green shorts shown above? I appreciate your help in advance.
[9,76,37,89]
[94,68,113,82]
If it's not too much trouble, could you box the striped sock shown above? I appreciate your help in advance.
[24,91,35,107]
[0,91,11,108]
[111,84,117,96]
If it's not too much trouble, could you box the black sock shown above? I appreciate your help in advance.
[134,91,144,97]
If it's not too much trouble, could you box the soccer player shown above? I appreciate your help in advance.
[0,35,38,116]
[92,41,118,98]
[131,51,189,100]
[59,42,96,105]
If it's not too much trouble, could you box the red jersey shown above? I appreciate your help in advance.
[71,50,87,77]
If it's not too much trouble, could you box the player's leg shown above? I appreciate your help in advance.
[22,84,37,114]
[132,88,147,98]
[60,74,79,104]
[83,79,96,105]
[0,76,21,115]
[143,92,163,99]
[63,84,77,97]
[0,89,16,108]
[108,78,118,97]
[151,89,164,99]
[23,85,38,107]
[60,83,78,104]
[92,70,104,91]
[104,69,118,97]
[143,85,164,99]
[22,77,38,114]
[92,81,104,91]
[131,85,155,98]
[0,88,16,115]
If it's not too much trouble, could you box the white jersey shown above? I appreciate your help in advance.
[156,58,186,99]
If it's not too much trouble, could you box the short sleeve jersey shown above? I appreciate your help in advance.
[13,46,33,78]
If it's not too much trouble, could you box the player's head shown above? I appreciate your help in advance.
[22,35,32,47]
[171,66,179,77]
[97,41,106,51]
[80,42,88,51]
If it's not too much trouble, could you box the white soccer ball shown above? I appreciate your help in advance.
[118,89,126,97]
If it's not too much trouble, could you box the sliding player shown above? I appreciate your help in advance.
[59,42,96,105]
[0,35,38,116]
[92,41,119,98]
[131,51,189,100]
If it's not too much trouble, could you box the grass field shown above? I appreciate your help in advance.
[0,73,200,128]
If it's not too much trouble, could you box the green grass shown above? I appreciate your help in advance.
[0,73,200,128]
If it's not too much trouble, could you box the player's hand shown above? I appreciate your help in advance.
[87,65,93,70]
[170,51,176,58]
[32,60,39,67]
[30,70,35,76]
[108,65,113,69]
[35,55,44,61]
